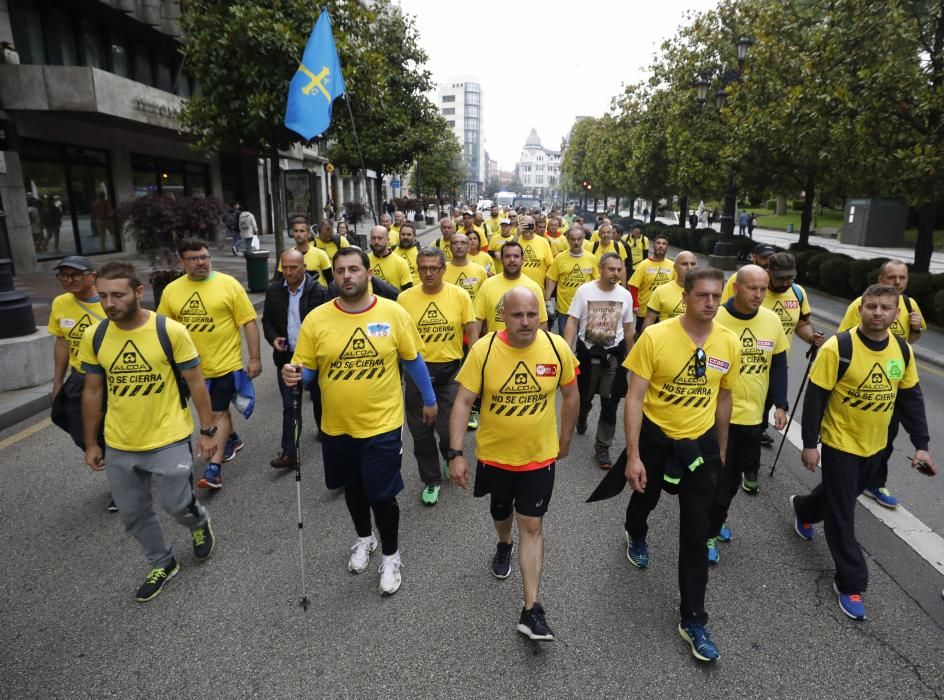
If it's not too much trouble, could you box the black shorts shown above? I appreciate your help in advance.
[473,461,555,517]
[321,428,404,502]
[206,372,237,412]
[635,316,645,333]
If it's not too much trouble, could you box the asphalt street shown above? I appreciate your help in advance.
[2,324,944,697]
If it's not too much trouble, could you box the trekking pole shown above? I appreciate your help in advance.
[292,381,310,611]
[769,343,818,477]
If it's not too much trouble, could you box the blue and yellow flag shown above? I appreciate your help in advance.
[285,10,346,141]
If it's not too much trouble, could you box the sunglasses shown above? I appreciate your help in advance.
[691,347,707,379]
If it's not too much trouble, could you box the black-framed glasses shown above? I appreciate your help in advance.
[692,347,707,378]
[181,254,211,262]
[56,270,90,280]
[417,265,444,273]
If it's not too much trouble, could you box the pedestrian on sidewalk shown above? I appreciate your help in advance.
[563,253,635,470]
[48,256,114,512]
[448,286,579,641]
[236,205,258,254]
[79,261,217,602]
[262,249,329,469]
[157,239,262,490]
[622,267,738,662]
[792,283,936,621]
[283,248,437,596]
[738,210,749,236]
[748,213,757,238]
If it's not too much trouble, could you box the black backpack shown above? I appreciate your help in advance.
[592,239,631,261]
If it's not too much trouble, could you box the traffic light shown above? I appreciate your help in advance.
[580,179,592,191]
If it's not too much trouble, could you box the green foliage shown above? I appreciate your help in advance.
[848,258,888,295]
[116,194,224,268]
[790,200,805,212]
[765,199,777,210]
[819,256,854,297]
[699,232,720,254]
[409,118,464,203]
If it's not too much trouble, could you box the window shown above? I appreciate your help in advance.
[155,50,174,92]
[80,18,106,69]
[132,154,211,198]
[9,0,44,65]
[46,6,78,66]
[110,35,131,77]
[447,120,455,127]
[536,165,544,172]
[466,105,479,118]
[442,108,455,115]
[442,95,456,103]
[522,165,531,173]
[134,47,154,86]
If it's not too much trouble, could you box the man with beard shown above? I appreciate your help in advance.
[628,232,675,335]
[277,216,332,283]
[444,233,488,301]
[393,222,421,285]
[368,225,413,292]
[641,251,698,331]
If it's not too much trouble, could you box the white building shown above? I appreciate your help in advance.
[437,78,483,202]
[516,128,560,202]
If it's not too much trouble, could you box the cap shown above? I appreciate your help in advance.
[767,252,797,276]
[500,218,511,225]
[753,243,777,257]
[462,209,474,216]
[55,256,95,272]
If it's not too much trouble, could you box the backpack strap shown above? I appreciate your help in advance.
[592,241,599,254]
[902,293,913,314]
[479,331,498,397]
[836,330,853,383]
[92,318,110,357]
[893,334,911,369]
[791,283,804,307]
[541,329,564,387]
[156,314,190,409]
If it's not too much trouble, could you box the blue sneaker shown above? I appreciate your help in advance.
[790,495,814,541]
[833,582,866,620]
[678,622,720,662]
[223,436,244,462]
[717,523,732,543]
[863,487,898,509]
[625,531,649,569]
[707,538,719,565]
[197,463,222,490]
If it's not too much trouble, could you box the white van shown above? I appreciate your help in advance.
[495,191,515,209]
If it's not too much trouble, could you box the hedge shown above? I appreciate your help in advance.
[848,257,888,295]
[765,199,776,210]
[818,255,854,297]
[699,233,719,254]
[790,199,806,212]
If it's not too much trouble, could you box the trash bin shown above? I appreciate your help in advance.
[244,249,270,292]
[786,223,794,233]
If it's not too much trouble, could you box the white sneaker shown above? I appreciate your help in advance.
[378,551,402,596]
[348,534,377,574]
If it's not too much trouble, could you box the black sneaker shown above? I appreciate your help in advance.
[759,430,774,447]
[135,560,179,602]
[517,602,555,641]
[106,499,119,514]
[491,541,513,579]
[192,520,215,561]
[576,420,587,435]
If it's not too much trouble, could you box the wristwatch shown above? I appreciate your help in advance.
[444,448,464,460]
[199,425,218,437]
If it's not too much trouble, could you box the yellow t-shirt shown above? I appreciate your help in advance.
[468,250,494,275]
[473,274,549,332]
[48,293,105,373]
[624,316,739,439]
[545,233,568,255]
[394,244,420,285]
[838,295,926,340]
[628,258,675,318]
[157,272,257,379]
[760,285,812,339]
[625,235,649,269]
[277,246,331,277]
[647,280,686,321]
[291,297,423,438]
[547,251,598,314]
[369,252,413,290]
[398,284,474,363]
[591,239,627,265]
[388,225,400,247]
[485,216,503,237]
[488,233,516,274]
[518,235,555,286]
[809,331,919,457]
[313,234,351,260]
[444,261,488,301]
[715,305,789,425]
[78,312,198,452]
[433,237,454,262]
[456,330,578,468]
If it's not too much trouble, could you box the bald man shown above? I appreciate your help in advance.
[642,251,698,331]
[710,265,789,560]
[449,286,579,642]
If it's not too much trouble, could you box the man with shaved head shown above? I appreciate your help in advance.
[710,265,789,562]
[642,251,698,332]
[448,286,579,642]
[434,217,456,261]
[368,225,412,292]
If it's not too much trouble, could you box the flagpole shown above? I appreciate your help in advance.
[343,95,378,226]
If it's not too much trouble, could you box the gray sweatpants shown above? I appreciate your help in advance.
[105,440,209,569]
[404,360,459,486]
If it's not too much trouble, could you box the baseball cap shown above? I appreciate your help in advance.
[767,252,797,277]
[500,218,511,225]
[462,209,474,216]
[55,256,95,272]
[753,243,777,257]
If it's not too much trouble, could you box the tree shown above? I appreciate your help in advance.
[407,118,464,207]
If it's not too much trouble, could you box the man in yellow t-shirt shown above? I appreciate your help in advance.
[389,210,405,247]
[474,241,548,334]
[157,239,261,490]
[544,216,567,255]
[641,251,697,331]
[313,219,351,260]
[621,267,738,662]
[488,219,515,274]
[79,261,217,603]
[278,216,332,283]
[628,231,674,333]
[433,217,456,261]
[545,226,598,334]
[399,246,478,505]
[449,286,579,641]
[710,265,789,559]
[517,215,555,287]
[283,248,437,596]
[393,222,421,285]
[793,284,936,621]
[624,227,650,271]
[368,225,413,291]
[444,233,488,301]
[485,204,503,237]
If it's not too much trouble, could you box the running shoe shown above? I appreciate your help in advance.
[135,560,179,602]
[678,622,720,661]
[491,541,513,579]
[192,520,215,561]
[378,552,402,595]
[576,419,587,435]
[197,463,222,490]
[421,484,440,506]
[223,437,244,462]
[348,534,377,574]
[741,474,759,495]
[717,523,732,543]
[863,487,898,509]
[833,582,866,620]
[107,499,119,514]
[707,537,719,565]
[625,531,649,569]
[467,409,480,431]
[517,602,555,641]
[759,430,774,447]
[595,445,612,470]
[790,495,815,540]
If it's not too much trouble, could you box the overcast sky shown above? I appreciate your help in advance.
[397,0,720,171]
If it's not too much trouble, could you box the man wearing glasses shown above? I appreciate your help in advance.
[48,256,113,512]
[622,267,739,663]
[158,239,262,490]
[516,215,555,288]
[398,247,478,506]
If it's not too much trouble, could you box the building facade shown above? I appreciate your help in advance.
[515,128,560,203]
[437,78,483,203]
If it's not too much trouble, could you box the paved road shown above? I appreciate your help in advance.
[2,337,943,697]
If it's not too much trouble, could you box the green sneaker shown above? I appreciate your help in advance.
[467,409,480,430]
[192,520,215,561]
[135,560,179,602]
[741,474,759,495]
[421,484,441,506]
[707,537,719,565]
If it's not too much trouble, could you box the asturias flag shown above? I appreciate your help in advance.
[284,10,346,141]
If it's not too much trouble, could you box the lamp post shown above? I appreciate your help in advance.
[696,35,752,269]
